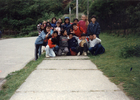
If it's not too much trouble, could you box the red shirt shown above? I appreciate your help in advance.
[78,20,87,33]
[48,39,55,48]
[73,26,85,37]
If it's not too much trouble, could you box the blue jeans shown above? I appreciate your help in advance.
[89,44,105,55]
[46,45,56,57]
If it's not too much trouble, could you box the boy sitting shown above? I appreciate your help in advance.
[58,30,69,56]
[77,34,88,56]
[45,31,58,58]
[68,33,78,55]
[89,34,105,55]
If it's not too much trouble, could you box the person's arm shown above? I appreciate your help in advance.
[80,27,85,34]
[96,23,101,35]
[96,38,101,44]
[48,39,56,48]
[87,24,90,35]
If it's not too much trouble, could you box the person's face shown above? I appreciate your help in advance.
[81,15,86,21]
[54,33,58,38]
[65,19,69,24]
[56,23,60,27]
[91,18,96,22]
[73,25,77,30]
[81,36,86,40]
[64,30,67,36]
[58,19,62,23]
[53,19,56,23]
[89,35,94,40]
[93,34,97,39]
[69,34,73,39]
[46,27,50,32]
[74,20,78,24]
[40,25,44,30]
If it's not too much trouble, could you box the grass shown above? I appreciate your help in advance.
[0,54,45,100]
[89,33,140,100]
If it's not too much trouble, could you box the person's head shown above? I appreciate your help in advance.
[46,22,51,26]
[73,18,79,24]
[81,34,86,40]
[81,15,87,21]
[56,22,61,27]
[89,34,94,40]
[43,21,47,27]
[69,33,73,39]
[72,23,78,30]
[91,15,96,23]
[40,25,44,31]
[53,31,58,38]
[44,25,51,33]
[47,20,50,22]
[64,17,70,24]
[61,30,67,36]
[51,17,57,24]
[58,18,62,24]
[93,34,97,39]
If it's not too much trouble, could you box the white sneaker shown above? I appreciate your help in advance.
[46,55,50,58]
[83,52,87,56]
[77,52,80,56]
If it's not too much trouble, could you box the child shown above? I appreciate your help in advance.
[45,32,58,58]
[68,33,78,55]
[89,34,105,55]
[71,23,85,37]
[62,17,71,35]
[35,25,51,60]
[58,18,63,25]
[51,17,57,29]
[55,22,61,35]
[78,15,89,33]
[58,30,69,56]
[73,18,79,26]
[87,15,101,38]
[77,34,88,56]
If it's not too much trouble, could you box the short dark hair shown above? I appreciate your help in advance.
[72,23,77,27]
[81,33,86,37]
[51,38,57,44]
[89,34,93,36]
[56,21,60,24]
[53,31,58,35]
[60,29,67,36]
[69,33,74,36]
[91,15,96,19]
[73,18,79,22]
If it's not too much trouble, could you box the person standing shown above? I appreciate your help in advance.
[78,15,89,34]
[0,30,2,38]
[87,15,101,38]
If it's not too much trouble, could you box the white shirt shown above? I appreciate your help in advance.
[55,27,61,35]
[89,38,101,47]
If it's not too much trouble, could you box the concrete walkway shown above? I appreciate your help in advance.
[10,56,130,100]
[0,37,36,79]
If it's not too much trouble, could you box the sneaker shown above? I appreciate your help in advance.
[83,52,87,56]
[46,55,50,58]
[77,52,80,56]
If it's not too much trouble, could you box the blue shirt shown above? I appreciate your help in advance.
[35,31,46,45]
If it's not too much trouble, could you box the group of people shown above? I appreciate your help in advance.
[35,15,105,60]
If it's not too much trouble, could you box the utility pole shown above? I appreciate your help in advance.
[87,0,89,18]
[76,0,78,19]
[69,4,71,21]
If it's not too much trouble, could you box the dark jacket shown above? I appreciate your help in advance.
[68,37,78,49]
[59,36,68,47]
[87,21,101,37]
[62,17,71,35]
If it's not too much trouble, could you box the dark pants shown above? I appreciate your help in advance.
[35,44,43,60]
[67,47,78,55]
[53,45,59,55]
[89,44,105,55]
[38,42,47,56]
[78,43,88,55]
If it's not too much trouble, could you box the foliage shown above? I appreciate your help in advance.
[120,44,140,58]
[89,0,140,35]
[89,33,140,100]
[0,0,64,35]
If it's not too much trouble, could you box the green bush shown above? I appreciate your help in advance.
[27,31,38,37]
[120,44,140,58]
